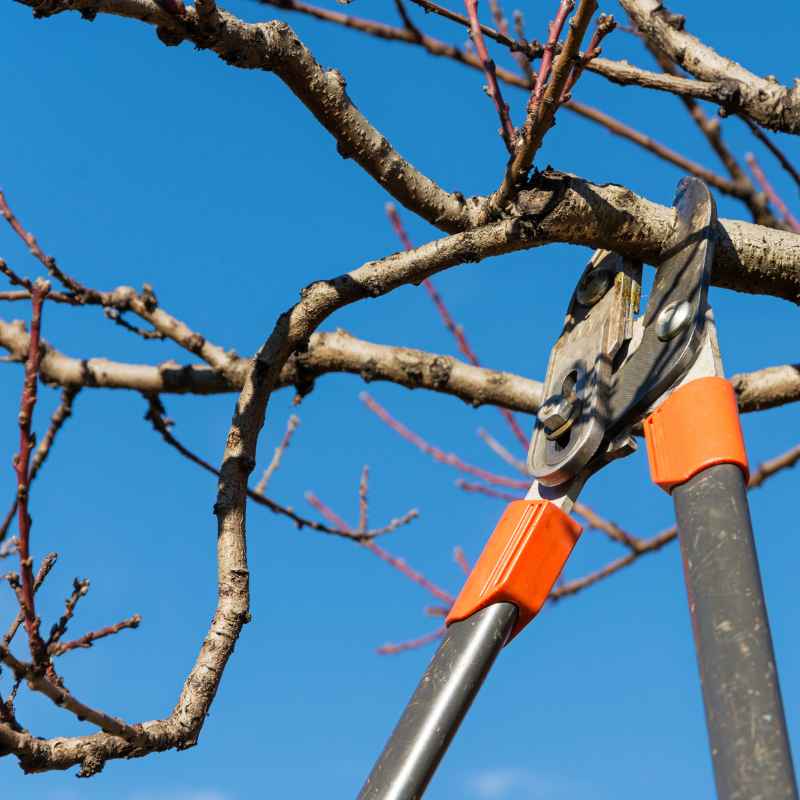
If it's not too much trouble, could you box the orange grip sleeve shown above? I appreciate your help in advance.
[446,500,582,641]
[644,376,749,492]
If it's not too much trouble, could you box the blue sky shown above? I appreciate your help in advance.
[0,1,798,798]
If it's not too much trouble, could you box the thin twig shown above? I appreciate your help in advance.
[254,414,300,495]
[103,308,165,341]
[2,552,57,650]
[385,203,529,449]
[572,501,641,550]
[377,625,447,654]
[456,479,520,501]
[49,615,142,657]
[453,545,471,575]
[464,0,515,150]
[358,465,369,533]
[640,41,778,228]
[46,578,90,650]
[512,10,535,81]
[360,391,528,489]
[0,191,85,296]
[12,279,50,666]
[494,0,596,212]
[748,443,800,489]
[743,118,800,190]
[746,152,800,233]
[144,395,413,540]
[304,491,453,603]
[0,387,79,546]
[489,0,529,78]
[0,647,143,741]
[560,12,615,101]
[477,427,528,473]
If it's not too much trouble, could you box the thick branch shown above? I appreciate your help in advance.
[1,319,797,415]
[619,0,800,133]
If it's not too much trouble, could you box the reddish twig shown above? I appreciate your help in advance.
[360,392,528,489]
[407,0,545,59]
[746,152,800,232]
[494,0,596,211]
[560,12,615,101]
[477,427,528,473]
[144,395,413,540]
[254,414,300,495]
[12,279,50,665]
[0,386,79,546]
[528,0,575,116]
[453,545,471,575]
[489,0,530,82]
[385,203,530,450]
[572,501,641,550]
[49,615,142,657]
[2,552,57,650]
[512,10,535,81]
[358,465,369,533]
[464,0,516,151]
[456,478,521,501]
[377,625,447,654]
[550,525,676,600]
[743,118,800,191]
[304,491,454,604]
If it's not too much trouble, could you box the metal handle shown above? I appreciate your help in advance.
[672,463,798,800]
[357,602,517,800]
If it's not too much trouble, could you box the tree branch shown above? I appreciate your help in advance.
[619,0,800,133]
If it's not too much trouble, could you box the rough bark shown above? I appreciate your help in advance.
[620,0,800,133]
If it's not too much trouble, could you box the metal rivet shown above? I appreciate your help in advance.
[656,300,692,341]
[576,268,612,307]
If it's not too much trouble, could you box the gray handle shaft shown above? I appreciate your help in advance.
[358,602,517,800]
[673,463,798,800]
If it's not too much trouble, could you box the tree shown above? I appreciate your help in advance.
[0,0,798,795]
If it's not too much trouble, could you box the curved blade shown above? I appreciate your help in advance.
[607,177,717,434]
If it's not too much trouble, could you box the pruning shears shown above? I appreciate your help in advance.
[358,178,798,800]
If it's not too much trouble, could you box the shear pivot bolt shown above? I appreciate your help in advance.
[656,300,692,341]
[538,384,579,440]
[576,268,612,307]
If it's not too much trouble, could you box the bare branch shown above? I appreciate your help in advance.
[12,280,50,666]
[360,391,528,489]
[49,615,142,657]
[746,153,800,234]
[144,395,409,540]
[619,0,800,133]
[495,0,595,211]
[385,203,529,447]
[463,0,515,151]
[253,414,300,495]
[260,0,756,219]
[0,387,79,546]
[744,118,800,191]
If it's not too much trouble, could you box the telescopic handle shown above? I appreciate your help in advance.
[359,498,582,800]
[644,376,797,799]
[357,602,517,800]
[673,463,798,800]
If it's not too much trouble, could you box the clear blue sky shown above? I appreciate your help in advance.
[1,1,798,798]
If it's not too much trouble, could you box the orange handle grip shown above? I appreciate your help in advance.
[446,500,582,641]
[644,376,749,492]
